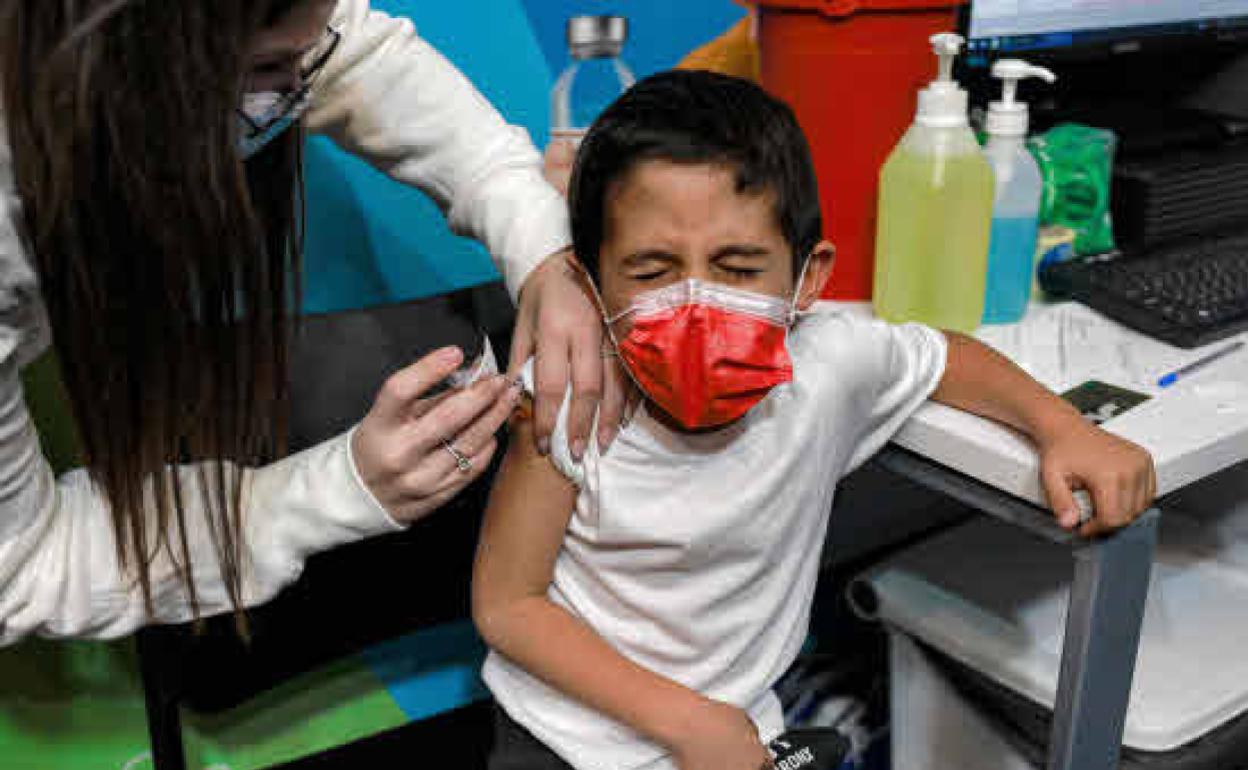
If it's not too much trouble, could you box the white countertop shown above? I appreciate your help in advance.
[825,301,1248,509]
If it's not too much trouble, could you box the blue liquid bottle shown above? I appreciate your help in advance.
[982,60,1056,325]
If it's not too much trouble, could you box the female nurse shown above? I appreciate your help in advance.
[0,0,624,642]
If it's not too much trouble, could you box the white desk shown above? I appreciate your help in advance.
[826,299,1248,770]
[896,300,1248,507]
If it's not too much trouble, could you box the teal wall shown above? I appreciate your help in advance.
[301,0,745,314]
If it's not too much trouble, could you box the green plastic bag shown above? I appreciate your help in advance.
[1029,123,1118,256]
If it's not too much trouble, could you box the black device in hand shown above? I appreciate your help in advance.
[768,728,850,770]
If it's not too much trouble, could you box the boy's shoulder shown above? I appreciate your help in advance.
[789,303,947,390]
[789,303,891,365]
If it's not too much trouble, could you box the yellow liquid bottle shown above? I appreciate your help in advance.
[872,32,995,334]
[874,128,994,332]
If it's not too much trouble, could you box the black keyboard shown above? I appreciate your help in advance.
[1039,232,1248,348]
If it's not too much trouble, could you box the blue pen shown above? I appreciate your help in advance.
[1157,341,1246,388]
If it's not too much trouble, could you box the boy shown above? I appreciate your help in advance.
[473,71,1155,770]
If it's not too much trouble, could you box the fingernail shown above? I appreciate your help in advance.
[598,426,618,453]
[507,385,523,404]
[537,437,551,456]
[439,346,463,364]
[571,439,586,461]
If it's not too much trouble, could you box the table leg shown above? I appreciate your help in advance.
[1046,508,1160,770]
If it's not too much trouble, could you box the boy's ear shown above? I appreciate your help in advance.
[796,241,835,311]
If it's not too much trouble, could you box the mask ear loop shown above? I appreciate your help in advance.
[786,243,835,327]
[785,253,814,349]
[570,259,627,349]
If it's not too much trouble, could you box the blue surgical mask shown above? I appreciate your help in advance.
[237,25,340,159]
[237,89,311,159]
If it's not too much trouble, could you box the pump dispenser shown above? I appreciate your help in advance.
[873,33,995,333]
[916,33,969,128]
[986,60,1055,137]
[981,59,1056,324]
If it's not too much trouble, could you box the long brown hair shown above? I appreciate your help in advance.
[2,0,308,619]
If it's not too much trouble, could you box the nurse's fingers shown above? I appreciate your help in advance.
[533,328,569,457]
[411,382,520,488]
[429,438,500,497]
[597,355,634,452]
[565,323,605,461]
[401,449,495,524]
[508,299,536,380]
[405,375,510,459]
[406,389,454,422]
[372,346,464,424]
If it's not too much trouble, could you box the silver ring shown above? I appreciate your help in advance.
[441,439,473,473]
[601,347,619,359]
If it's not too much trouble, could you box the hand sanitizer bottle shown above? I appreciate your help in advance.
[982,59,1056,324]
[874,34,995,333]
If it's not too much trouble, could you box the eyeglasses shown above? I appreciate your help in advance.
[238,25,342,139]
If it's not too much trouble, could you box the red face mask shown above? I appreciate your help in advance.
[609,279,795,430]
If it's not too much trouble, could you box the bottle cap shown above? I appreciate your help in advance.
[568,16,628,60]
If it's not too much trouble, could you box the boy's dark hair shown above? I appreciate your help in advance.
[569,69,823,283]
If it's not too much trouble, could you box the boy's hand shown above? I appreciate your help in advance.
[931,333,1156,539]
[671,699,773,770]
[1037,418,1157,537]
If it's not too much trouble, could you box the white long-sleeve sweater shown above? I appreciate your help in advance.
[0,0,571,645]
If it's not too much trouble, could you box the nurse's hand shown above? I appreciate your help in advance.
[511,248,632,460]
[352,346,522,524]
[543,138,576,196]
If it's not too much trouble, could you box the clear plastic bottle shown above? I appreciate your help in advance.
[873,33,995,333]
[551,16,635,145]
[982,60,1056,324]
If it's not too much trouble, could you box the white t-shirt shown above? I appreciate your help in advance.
[483,307,948,770]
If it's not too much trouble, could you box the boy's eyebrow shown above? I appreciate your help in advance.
[711,244,772,260]
[621,249,680,266]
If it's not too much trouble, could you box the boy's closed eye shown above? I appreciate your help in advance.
[620,246,776,283]
[623,251,679,282]
[712,245,772,279]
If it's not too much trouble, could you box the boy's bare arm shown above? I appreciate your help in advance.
[472,411,768,768]
[931,332,1156,537]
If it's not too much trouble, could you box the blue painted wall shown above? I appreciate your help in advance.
[301,0,553,313]
[301,0,744,314]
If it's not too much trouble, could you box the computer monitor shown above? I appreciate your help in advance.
[964,0,1248,66]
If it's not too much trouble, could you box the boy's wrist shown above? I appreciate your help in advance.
[648,691,717,751]
[1026,398,1089,448]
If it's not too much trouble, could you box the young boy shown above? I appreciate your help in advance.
[473,70,1155,770]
